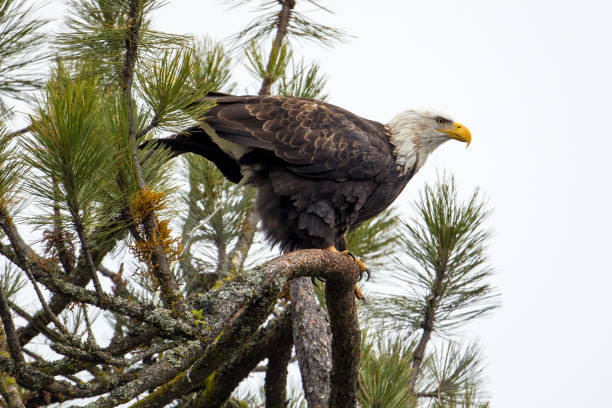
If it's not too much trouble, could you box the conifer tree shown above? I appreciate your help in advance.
[0,2,498,407]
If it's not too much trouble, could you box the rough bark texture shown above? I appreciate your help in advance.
[0,286,24,364]
[325,276,361,407]
[0,246,361,407]
[290,278,332,408]
[187,311,291,408]
[264,312,293,408]
[0,325,25,408]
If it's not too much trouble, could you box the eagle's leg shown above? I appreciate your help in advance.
[327,246,369,301]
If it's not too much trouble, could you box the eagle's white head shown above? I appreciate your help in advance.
[387,110,472,173]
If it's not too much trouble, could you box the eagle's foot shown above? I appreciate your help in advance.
[342,251,370,282]
[327,246,370,300]
[311,276,326,286]
[354,285,366,302]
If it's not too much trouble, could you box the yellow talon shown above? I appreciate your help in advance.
[354,285,366,301]
[327,245,369,300]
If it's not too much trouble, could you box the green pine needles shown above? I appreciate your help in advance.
[367,174,499,334]
[0,1,499,406]
[0,0,47,110]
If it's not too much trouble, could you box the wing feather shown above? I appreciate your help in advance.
[200,95,394,181]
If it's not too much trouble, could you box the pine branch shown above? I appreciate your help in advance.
[290,277,332,407]
[0,0,48,107]
[358,331,416,408]
[185,311,291,408]
[264,311,293,407]
[258,0,295,95]
[119,0,184,314]
[78,249,360,408]
[6,125,30,138]
[0,281,23,363]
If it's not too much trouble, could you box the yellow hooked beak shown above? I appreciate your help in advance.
[438,122,472,147]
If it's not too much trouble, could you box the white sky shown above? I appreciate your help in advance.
[13,0,612,406]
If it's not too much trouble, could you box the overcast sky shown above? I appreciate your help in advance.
[17,1,612,406]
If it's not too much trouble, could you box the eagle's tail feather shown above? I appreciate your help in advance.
[140,126,243,183]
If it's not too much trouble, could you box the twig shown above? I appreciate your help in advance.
[7,125,30,138]
[72,214,105,300]
[0,284,24,363]
[22,348,82,384]
[8,300,65,345]
[135,115,158,139]
[0,209,72,340]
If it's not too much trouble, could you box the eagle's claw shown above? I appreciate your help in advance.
[341,250,370,281]
[311,276,326,286]
[359,268,371,282]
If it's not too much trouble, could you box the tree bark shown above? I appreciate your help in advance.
[290,278,332,408]
[325,277,360,407]
[187,311,291,408]
[264,313,293,408]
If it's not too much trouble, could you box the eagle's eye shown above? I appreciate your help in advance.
[435,117,449,126]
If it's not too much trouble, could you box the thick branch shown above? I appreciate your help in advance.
[127,282,280,408]
[81,250,359,408]
[325,276,360,407]
[187,310,292,408]
[0,323,24,408]
[264,312,293,408]
[0,371,24,408]
[290,278,332,408]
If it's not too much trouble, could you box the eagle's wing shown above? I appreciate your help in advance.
[201,94,394,181]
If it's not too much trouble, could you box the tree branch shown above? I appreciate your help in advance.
[258,0,295,95]
[0,291,24,364]
[7,125,30,139]
[121,0,185,315]
[325,274,361,407]
[290,278,332,407]
[187,310,292,408]
[264,311,293,408]
[80,249,360,408]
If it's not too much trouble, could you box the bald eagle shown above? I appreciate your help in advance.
[150,92,471,255]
